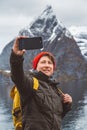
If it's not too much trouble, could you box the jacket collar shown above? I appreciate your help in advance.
[31,70,60,86]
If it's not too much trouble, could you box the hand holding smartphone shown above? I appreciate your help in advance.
[18,37,43,50]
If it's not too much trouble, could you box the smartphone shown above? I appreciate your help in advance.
[19,37,43,50]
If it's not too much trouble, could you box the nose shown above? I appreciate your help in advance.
[44,62,50,67]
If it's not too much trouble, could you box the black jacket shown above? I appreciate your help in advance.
[10,51,72,130]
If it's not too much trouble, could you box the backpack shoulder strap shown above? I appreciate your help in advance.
[33,77,39,90]
[10,77,39,99]
[10,85,21,108]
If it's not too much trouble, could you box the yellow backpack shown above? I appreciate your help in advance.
[10,77,39,130]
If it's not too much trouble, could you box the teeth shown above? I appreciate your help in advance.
[43,68,49,71]
[42,68,50,72]
[45,71,49,72]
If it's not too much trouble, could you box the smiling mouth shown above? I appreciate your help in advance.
[43,70,50,73]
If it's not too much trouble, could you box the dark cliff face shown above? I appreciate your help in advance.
[50,35,87,81]
[0,5,87,82]
[0,40,15,70]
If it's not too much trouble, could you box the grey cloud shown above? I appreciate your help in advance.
[0,0,87,50]
[0,0,46,16]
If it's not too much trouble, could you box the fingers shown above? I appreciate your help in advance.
[62,94,72,104]
[16,49,26,55]
[12,36,27,56]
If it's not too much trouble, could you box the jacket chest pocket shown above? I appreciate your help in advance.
[34,89,53,110]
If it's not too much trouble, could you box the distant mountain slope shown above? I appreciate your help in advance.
[69,26,87,59]
[0,5,87,81]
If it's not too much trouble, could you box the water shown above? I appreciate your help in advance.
[0,74,14,130]
[61,80,87,130]
[0,74,87,130]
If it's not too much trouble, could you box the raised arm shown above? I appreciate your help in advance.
[10,36,33,99]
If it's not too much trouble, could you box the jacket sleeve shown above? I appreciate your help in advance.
[62,102,72,118]
[10,51,33,101]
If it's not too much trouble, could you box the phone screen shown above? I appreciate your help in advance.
[19,37,43,50]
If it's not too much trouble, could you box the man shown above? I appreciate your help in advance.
[10,36,72,130]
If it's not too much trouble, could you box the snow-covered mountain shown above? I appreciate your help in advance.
[0,5,87,81]
[69,26,87,59]
[19,5,72,46]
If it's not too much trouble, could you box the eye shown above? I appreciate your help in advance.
[48,61,53,64]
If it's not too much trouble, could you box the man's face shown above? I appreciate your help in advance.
[36,56,54,76]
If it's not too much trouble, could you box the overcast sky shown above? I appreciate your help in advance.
[0,0,87,53]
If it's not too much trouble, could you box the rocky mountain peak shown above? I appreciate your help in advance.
[19,5,72,43]
[19,5,58,40]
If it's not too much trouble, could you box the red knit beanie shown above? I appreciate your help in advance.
[32,52,56,70]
